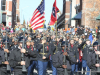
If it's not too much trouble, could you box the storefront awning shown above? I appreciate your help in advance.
[71,11,82,20]
[96,15,100,20]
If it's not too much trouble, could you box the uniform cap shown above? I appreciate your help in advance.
[26,40,31,42]
[41,36,47,40]
[93,41,98,46]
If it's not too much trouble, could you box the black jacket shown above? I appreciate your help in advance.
[52,50,76,71]
[82,45,92,60]
[87,50,97,69]
[9,46,36,69]
[37,43,51,62]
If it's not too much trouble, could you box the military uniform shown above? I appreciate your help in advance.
[9,41,36,75]
[82,43,92,75]
[69,43,77,75]
[0,46,8,75]
[52,42,76,75]
[37,42,51,75]
[49,40,57,75]
[27,43,38,75]
[87,41,100,75]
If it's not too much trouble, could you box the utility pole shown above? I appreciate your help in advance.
[12,0,16,29]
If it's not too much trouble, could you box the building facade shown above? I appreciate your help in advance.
[82,0,100,28]
[0,0,1,24]
[57,0,100,29]
[1,0,20,28]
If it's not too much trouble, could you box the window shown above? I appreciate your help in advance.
[1,0,6,11]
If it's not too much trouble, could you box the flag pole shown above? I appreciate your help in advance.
[55,21,57,52]
[43,21,45,56]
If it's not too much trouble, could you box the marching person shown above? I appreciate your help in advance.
[28,40,38,75]
[37,37,51,75]
[82,39,92,75]
[0,42,10,75]
[52,41,76,75]
[9,40,37,75]
[87,41,100,75]
[69,39,77,75]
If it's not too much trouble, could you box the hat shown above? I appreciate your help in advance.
[26,40,31,42]
[61,41,68,47]
[70,38,74,41]
[93,41,98,46]
[28,35,32,38]
[0,36,2,38]
[19,40,23,43]
[25,32,28,35]
[31,40,34,42]
[9,33,12,35]
[14,38,18,42]
[86,39,90,41]
[2,30,6,33]
[41,36,47,40]
[57,36,60,39]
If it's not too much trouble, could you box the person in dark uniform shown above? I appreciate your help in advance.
[69,39,77,75]
[2,30,6,42]
[34,33,41,46]
[11,38,19,51]
[48,36,57,75]
[82,39,92,75]
[87,41,100,75]
[28,40,38,75]
[0,42,10,75]
[9,40,36,75]
[52,41,76,75]
[37,37,51,75]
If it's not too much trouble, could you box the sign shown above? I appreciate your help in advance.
[9,22,12,26]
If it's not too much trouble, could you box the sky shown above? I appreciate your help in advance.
[19,0,63,27]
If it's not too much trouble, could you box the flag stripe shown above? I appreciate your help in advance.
[31,13,45,26]
[31,11,44,24]
[32,23,43,29]
[31,18,44,27]
[31,21,44,28]
[30,10,38,22]
[30,0,45,30]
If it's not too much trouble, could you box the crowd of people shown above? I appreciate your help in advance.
[0,25,100,75]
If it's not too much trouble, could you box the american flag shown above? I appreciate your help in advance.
[30,0,45,30]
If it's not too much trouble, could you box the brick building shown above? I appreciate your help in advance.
[1,0,20,28]
[57,0,100,29]
[82,0,100,28]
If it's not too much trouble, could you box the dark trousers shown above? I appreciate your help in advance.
[0,67,10,75]
[28,61,38,75]
[75,60,82,75]
[38,60,48,75]
[49,60,57,75]
[57,70,64,75]
[14,69,27,75]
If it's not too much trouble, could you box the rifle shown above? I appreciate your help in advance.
[5,32,11,71]
[64,34,68,75]
[21,30,27,72]
[97,44,100,72]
